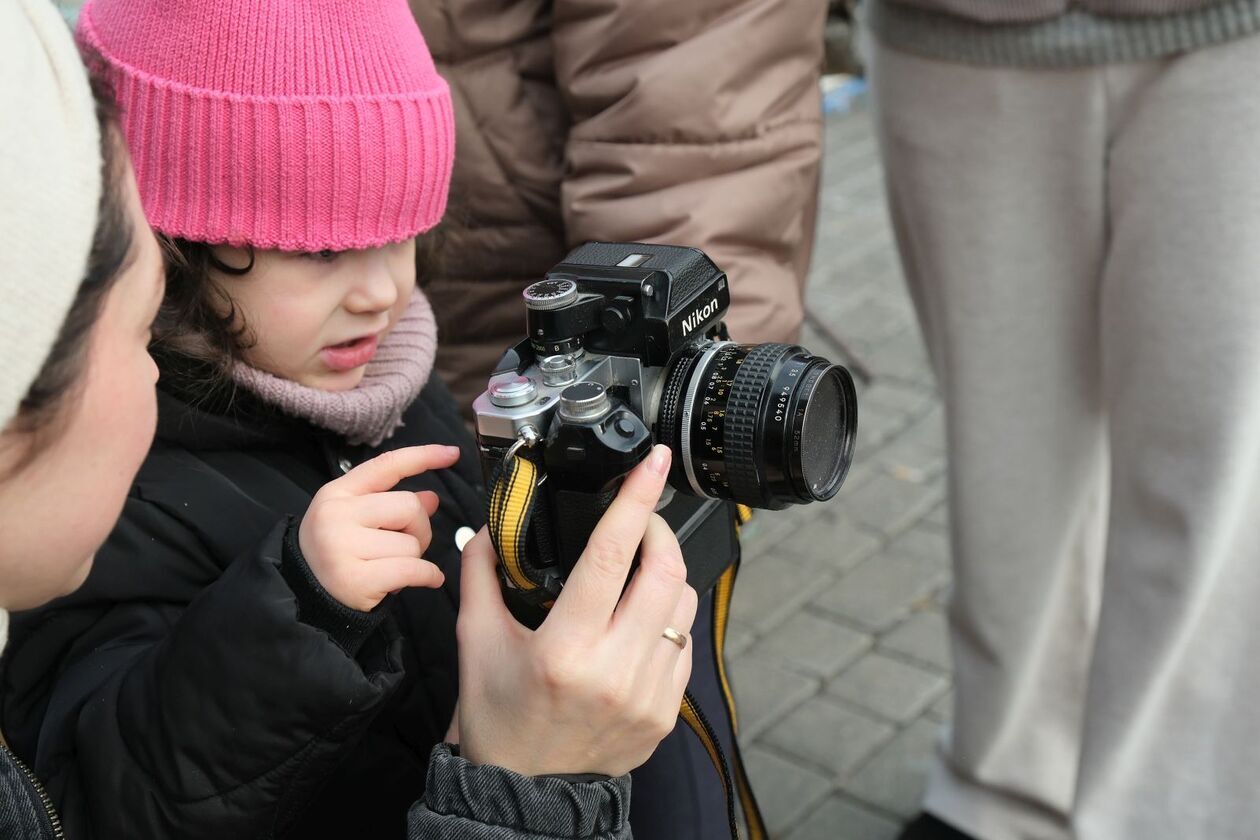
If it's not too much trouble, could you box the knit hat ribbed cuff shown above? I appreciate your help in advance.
[78,7,453,251]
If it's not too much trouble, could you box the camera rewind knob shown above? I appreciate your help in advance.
[558,382,611,422]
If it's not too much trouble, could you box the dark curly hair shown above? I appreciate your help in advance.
[151,237,257,385]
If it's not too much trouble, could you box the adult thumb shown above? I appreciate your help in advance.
[457,528,512,631]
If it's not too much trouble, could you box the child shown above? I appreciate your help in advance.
[3,1,751,838]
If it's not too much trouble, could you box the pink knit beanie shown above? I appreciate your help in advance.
[77,0,454,251]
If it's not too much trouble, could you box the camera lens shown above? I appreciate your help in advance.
[655,342,857,509]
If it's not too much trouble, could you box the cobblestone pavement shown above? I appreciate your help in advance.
[728,103,952,839]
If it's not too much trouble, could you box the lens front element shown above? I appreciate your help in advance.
[656,342,857,509]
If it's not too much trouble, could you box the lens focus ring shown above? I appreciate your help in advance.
[724,343,790,506]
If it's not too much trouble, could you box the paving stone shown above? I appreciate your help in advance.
[777,514,882,575]
[825,293,915,348]
[877,433,946,484]
[898,405,946,454]
[731,549,845,634]
[880,611,952,672]
[855,400,915,454]
[837,239,902,289]
[728,655,818,739]
[924,502,949,529]
[740,501,841,559]
[845,472,945,536]
[859,380,936,417]
[746,611,873,678]
[824,129,879,172]
[827,653,948,723]
[761,695,896,778]
[844,719,941,818]
[736,514,785,557]
[926,689,954,723]
[869,329,935,387]
[829,160,889,204]
[813,553,946,633]
[886,526,950,565]
[742,746,833,837]
[789,795,902,840]
[728,106,956,839]
[837,461,880,499]
[813,220,879,266]
[810,260,882,313]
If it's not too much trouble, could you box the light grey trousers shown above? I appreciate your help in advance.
[869,33,1260,840]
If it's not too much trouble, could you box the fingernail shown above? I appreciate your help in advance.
[444,445,461,458]
[648,445,671,476]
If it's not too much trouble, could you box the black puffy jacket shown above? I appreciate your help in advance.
[1,374,482,840]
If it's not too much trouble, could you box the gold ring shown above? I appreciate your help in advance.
[661,627,687,650]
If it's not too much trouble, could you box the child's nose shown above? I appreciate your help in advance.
[345,264,399,314]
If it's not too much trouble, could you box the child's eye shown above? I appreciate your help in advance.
[302,249,341,263]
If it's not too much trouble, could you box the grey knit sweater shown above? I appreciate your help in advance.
[868,0,1260,65]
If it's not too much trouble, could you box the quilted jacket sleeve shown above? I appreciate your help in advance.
[11,511,404,840]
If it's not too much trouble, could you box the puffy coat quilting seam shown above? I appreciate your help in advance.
[569,116,821,148]
[103,683,390,807]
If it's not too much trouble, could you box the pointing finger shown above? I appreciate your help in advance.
[328,446,460,498]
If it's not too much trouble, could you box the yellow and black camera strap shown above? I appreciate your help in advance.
[486,447,563,610]
[487,453,768,840]
[487,449,541,594]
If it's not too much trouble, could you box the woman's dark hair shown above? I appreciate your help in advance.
[11,78,135,443]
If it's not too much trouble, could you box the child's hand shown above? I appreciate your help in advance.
[455,446,697,778]
[299,445,461,612]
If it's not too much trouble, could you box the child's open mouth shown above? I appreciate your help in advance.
[321,334,380,372]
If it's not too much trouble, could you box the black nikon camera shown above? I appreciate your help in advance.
[474,242,857,619]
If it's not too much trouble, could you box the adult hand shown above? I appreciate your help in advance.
[456,444,697,778]
[299,445,460,611]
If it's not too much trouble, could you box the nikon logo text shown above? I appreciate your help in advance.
[681,299,720,336]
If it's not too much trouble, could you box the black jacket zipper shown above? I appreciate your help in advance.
[0,742,65,839]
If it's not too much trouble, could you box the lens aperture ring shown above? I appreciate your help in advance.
[724,343,790,506]
[678,343,732,498]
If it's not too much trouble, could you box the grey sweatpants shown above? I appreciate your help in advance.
[869,33,1260,840]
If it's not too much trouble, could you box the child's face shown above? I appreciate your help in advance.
[211,241,416,391]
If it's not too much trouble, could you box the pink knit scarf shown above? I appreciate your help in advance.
[232,289,438,447]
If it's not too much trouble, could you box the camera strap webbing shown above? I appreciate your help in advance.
[487,447,560,609]
[486,451,768,840]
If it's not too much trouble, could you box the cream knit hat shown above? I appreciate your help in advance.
[0,0,103,431]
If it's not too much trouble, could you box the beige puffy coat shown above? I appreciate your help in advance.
[410,0,827,411]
